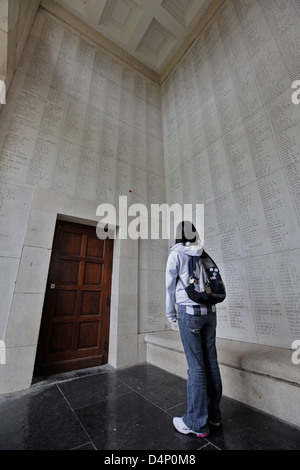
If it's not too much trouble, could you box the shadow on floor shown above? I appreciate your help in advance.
[0,363,299,450]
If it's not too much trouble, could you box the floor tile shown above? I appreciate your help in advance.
[58,370,131,410]
[75,391,205,450]
[116,364,187,410]
[0,385,89,450]
[207,396,300,450]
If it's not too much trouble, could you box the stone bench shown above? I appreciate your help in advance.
[144,331,300,428]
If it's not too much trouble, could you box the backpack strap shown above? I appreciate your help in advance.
[177,256,200,289]
[189,255,200,274]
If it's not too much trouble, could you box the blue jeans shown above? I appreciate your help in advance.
[178,305,222,434]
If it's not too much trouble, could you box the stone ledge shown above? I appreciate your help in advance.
[144,331,300,427]
[145,331,299,385]
[145,331,184,354]
[216,338,299,386]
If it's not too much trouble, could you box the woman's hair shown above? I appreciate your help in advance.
[175,221,198,245]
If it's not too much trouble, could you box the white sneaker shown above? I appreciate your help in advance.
[173,417,209,438]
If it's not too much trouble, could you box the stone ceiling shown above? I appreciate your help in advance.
[52,0,215,79]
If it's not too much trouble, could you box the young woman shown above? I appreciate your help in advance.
[165,221,222,438]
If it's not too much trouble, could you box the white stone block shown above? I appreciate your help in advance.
[219,364,300,427]
[0,345,36,395]
[5,293,44,348]
[112,334,138,368]
[113,294,138,336]
[118,258,138,296]
[118,238,138,260]
[0,185,32,258]
[138,269,167,333]
[0,257,19,339]
[15,247,51,294]
[24,209,57,249]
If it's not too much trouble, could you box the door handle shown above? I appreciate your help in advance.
[50,284,56,289]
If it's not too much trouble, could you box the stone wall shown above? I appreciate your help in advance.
[0,8,167,394]
[162,0,300,349]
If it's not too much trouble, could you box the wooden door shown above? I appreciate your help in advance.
[34,221,114,376]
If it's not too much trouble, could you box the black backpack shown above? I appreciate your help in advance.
[178,251,226,306]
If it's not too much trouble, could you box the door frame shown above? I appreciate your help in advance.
[1,188,140,395]
[34,220,114,376]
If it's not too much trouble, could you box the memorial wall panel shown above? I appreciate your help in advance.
[162,0,300,347]
[0,9,166,335]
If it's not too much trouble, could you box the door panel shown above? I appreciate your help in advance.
[34,221,113,376]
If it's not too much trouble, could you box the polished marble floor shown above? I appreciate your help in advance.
[0,363,299,451]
